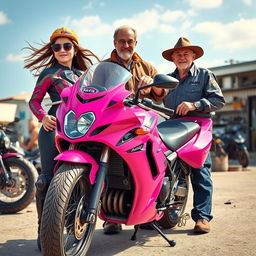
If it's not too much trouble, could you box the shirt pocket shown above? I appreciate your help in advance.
[184,83,203,101]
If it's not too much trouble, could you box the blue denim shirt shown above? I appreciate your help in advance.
[163,63,225,118]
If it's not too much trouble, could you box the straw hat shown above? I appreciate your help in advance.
[162,37,204,61]
[50,27,79,43]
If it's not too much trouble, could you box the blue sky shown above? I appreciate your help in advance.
[0,0,256,99]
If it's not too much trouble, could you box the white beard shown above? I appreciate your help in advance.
[116,49,133,61]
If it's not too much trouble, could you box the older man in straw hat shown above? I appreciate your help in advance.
[162,37,225,233]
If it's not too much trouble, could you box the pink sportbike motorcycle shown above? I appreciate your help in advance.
[40,62,212,256]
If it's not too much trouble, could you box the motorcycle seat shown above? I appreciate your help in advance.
[157,119,200,151]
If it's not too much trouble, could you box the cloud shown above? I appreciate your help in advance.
[242,0,252,5]
[66,7,195,38]
[5,53,25,62]
[0,11,9,25]
[69,16,112,36]
[158,24,176,34]
[83,1,94,9]
[197,58,226,69]
[161,10,186,22]
[193,18,256,50]
[83,0,105,9]
[112,9,160,34]
[186,0,222,9]
[66,9,162,37]
[64,5,255,57]
[156,62,176,73]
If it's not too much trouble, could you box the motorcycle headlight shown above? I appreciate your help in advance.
[64,110,95,139]
[4,136,11,149]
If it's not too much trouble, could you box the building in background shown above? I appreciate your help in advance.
[210,60,256,151]
[0,93,49,143]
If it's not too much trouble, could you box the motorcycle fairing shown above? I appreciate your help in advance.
[176,117,212,168]
[54,150,99,184]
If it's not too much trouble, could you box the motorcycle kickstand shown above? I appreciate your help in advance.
[150,221,176,247]
[131,225,140,241]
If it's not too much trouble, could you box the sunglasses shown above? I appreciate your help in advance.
[51,43,73,52]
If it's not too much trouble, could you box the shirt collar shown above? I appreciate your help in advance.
[171,62,199,78]
[55,63,81,76]
[110,49,142,64]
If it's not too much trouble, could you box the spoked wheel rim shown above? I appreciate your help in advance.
[62,176,97,256]
[0,165,28,201]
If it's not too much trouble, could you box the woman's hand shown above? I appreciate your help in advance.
[42,115,56,131]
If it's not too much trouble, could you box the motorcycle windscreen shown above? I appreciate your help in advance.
[78,62,132,93]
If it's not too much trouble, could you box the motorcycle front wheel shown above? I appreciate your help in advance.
[40,163,97,256]
[0,156,37,213]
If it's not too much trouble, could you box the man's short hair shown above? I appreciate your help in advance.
[113,25,137,40]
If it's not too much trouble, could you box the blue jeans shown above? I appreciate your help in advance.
[190,153,213,222]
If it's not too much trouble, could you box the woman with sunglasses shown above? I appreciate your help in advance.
[24,27,99,251]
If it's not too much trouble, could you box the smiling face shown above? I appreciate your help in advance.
[171,48,196,72]
[52,37,77,68]
[114,27,137,63]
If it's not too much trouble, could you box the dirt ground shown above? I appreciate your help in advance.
[0,165,256,256]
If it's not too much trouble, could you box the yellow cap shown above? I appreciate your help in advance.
[50,27,79,43]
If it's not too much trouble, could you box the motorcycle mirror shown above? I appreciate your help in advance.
[151,74,179,89]
[134,74,179,103]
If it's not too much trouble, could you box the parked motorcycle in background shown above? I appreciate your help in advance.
[212,129,227,157]
[0,122,38,213]
[6,118,41,175]
[13,145,41,175]
[221,125,250,167]
[213,118,250,167]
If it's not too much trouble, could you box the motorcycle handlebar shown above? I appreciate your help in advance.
[0,125,15,134]
[141,98,174,118]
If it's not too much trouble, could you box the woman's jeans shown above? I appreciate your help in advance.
[38,127,58,182]
[190,153,213,222]
[35,127,59,235]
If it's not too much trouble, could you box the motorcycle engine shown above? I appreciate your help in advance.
[158,177,171,203]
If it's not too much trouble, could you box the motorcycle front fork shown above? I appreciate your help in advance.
[0,155,12,185]
[81,145,110,224]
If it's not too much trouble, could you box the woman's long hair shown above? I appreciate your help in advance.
[23,38,100,76]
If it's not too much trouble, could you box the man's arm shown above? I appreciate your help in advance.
[21,129,38,151]
[196,72,225,112]
[141,61,167,103]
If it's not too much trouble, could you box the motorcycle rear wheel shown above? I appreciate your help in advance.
[40,163,96,256]
[238,149,250,168]
[0,157,37,213]
[157,175,189,229]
